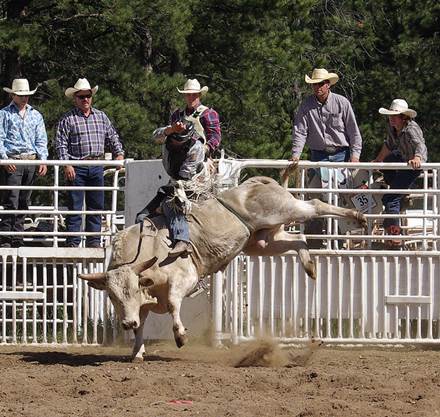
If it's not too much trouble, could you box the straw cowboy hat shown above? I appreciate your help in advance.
[177,79,208,95]
[305,68,339,86]
[65,78,98,98]
[379,99,417,118]
[3,79,38,96]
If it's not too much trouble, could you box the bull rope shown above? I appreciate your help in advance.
[167,162,218,214]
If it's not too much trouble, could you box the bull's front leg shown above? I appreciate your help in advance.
[168,273,198,348]
[131,309,149,362]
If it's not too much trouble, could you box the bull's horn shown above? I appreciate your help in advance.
[78,272,107,281]
[131,257,158,275]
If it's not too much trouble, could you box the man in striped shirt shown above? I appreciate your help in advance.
[0,78,48,248]
[55,78,124,248]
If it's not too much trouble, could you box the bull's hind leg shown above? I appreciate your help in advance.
[301,199,367,228]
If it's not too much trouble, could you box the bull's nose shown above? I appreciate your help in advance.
[121,320,138,330]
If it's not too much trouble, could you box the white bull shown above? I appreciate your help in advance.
[79,176,366,361]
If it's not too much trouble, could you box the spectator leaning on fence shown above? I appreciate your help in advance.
[0,79,48,248]
[55,78,124,248]
[291,68,362,163]
[373,99,427,248]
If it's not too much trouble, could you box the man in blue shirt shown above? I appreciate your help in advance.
[0,78,48,248]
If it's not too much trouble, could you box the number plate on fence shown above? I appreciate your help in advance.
[351,193,377,213]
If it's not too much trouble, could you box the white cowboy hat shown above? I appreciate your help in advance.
[177,79,208,95]
[65,78,98,98]
[3,79,38,96]
[305,68,339,86]
[379,99,417,118]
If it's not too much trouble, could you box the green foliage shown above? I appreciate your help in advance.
[0,0,438,162]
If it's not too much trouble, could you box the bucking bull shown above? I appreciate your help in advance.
[79,176,366,361]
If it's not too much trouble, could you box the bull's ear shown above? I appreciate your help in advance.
[131,257,158,275]
[78,272,107,291]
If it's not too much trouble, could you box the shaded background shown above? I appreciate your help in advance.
[0,0,438,164]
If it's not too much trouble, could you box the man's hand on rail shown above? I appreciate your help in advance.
[408,156,421,170]
[4,164,16,173]
[64,165,76,181]
[350,156,360,163]
[114,154,124,170]
[37,164,47,176]
[289,156,300,162]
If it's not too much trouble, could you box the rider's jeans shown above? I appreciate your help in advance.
[162,201,190,243]
[381,153,421,228]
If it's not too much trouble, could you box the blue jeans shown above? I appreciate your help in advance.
[0,164,37,245]
[382,153,421,228]
[310,147,350,163]
[66,166,104,246]
[162,200,190,243]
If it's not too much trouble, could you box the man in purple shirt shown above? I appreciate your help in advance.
[292,68,362,163]
[55,78,124,248]
[291,69,363,247]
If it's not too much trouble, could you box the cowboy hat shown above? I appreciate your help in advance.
[3,79,38,96]
[305,68,339,86]
[177,79,208,95]
[379,99,417,118]
[65,78,98,98]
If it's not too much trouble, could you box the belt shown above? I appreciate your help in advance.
[320,146,349,155]
[8,153,37,160]
[82,155,105,160]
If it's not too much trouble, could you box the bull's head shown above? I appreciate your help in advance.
[78,258,157,330]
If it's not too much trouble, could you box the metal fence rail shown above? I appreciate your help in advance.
[0,159,124,345]
[3,158,440,347]
[0,159,124,246]
[0,247,114,345]
[216,252,440,345]
[214,159,440,345]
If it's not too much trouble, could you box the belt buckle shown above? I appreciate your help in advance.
[325,146,337,154]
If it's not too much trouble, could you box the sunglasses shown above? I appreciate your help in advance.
[76,94,92,100]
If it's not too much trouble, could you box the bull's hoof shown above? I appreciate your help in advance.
[304,261,316,280]
[175,334,188,348]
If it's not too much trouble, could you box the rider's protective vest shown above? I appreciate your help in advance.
[165,137,197,180]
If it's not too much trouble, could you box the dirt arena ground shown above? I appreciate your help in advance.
[1,339,440,417]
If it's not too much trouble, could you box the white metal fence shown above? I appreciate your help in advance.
[214,159,440,345]
[0,159,124,345]
[3,158,440,346]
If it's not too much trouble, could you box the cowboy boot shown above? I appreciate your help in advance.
[169,240,193,257]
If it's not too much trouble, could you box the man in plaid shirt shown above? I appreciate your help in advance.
[150,79,221,257]
[55,78,124,248]
[153,79,221,158]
